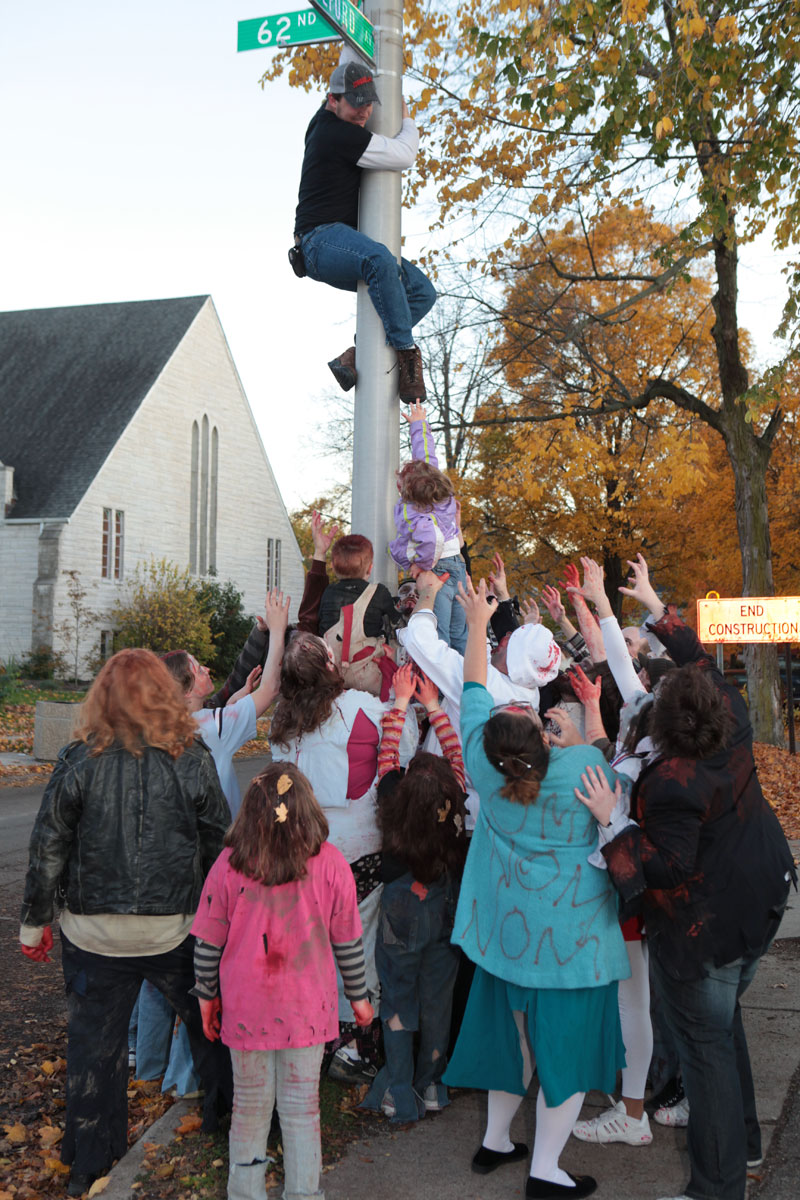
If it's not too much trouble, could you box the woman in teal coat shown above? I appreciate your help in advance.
[444,579,629,1200]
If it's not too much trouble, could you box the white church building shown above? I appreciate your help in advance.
[0,295,304,675]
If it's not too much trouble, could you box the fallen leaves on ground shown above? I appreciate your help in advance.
[753,742,800,837]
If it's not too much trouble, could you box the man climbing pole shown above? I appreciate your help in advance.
[292,59,436,403]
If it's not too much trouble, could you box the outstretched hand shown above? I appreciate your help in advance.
[456,577,498,628]
[520,596,541,625]
[566,557,608,613]
[402,400,426,424]
[487,552,509,602]
[568,663,602,708]
[392,661,416,705]
[618,552,662,616]
[411,568,446,601]
[20,925,53,964]
[541,585,566,624]
[574,765,621,827]
[264,590,291,634]
[415,669,440,711]
[311,510,339,560]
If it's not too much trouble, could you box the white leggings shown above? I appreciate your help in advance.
[619,938,653,1100]
[483,1010,585,1186]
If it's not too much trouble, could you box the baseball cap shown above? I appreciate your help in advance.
[329,61,381,107]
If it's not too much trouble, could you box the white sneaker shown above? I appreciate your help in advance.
[654,1095,690,1127]
[380,1090,396,1118]
[573,1099,653,1145]
[422,1083,442,1111]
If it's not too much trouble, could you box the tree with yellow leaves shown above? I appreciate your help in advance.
[261,2,800,741]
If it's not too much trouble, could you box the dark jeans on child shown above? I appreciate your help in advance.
[60,933,231,1177]
[361,873,460,1122]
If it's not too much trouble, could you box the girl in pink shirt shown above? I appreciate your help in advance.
[191,763,373,1200]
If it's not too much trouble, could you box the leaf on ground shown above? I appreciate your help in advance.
[176,1113,203,1135]
[154,1162,175,1179]
[44,1157,70,1174]
[3,1123,27,1143]
[87,1178,111,1197]
[38,1125,63,1148]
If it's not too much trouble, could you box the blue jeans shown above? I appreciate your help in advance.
[361,873,460,1122]
[300,222,436,348]
[432,554,468,654]
[651,900,786,1200]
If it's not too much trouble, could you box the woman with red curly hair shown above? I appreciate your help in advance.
[19,649,232,1198]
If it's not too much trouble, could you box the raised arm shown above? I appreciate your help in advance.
[571,557,643,703]
[377,662,416,780]
[561,561,606,664]
[457,577,498,687]
[251,591,291,718]
[416,670,466,789]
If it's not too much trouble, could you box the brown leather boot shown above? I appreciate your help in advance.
[327,345,357,392]
[396,345,426,402]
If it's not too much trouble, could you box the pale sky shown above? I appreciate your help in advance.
[1,2,791,512]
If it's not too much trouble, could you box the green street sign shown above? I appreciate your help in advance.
[238,11,340,52]
[306,0,375,64]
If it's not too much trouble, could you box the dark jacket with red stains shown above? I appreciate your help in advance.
[602,611,795,981]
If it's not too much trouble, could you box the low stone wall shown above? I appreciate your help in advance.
[33,700,83,761]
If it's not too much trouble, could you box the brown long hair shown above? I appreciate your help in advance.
[76,648,197,758]
[269,632,346,747]
[378,752,468,884]
[481,710,550,805]
[225,763,329,885]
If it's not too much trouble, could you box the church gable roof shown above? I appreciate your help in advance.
[0,295,209,519]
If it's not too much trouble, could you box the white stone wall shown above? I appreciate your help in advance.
[48,298,305,673]
[0,523,40,664]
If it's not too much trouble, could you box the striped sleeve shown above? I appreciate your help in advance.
[190,937,223,1000]
[428,708,466,789]
[378,706,406,780]
[332,936,368,1001]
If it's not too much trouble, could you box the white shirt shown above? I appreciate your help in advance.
[194,695,257,820]
[398,608,541,824]
[357,118,419,171]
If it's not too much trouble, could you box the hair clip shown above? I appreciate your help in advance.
[274,801,289,823]
[276,774,293,795]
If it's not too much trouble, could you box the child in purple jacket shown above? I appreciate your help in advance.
[389,402,468,653]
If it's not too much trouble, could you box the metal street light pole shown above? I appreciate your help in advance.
[349,0,403,590]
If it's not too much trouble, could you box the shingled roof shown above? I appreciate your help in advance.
[0,296,209,519]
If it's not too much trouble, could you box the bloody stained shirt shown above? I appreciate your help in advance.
[191,844,362,1050]
[601,611,796,981]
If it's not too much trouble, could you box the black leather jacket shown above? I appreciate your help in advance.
[20,738,230,927]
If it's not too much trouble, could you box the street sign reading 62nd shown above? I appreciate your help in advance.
[238,11,339,51]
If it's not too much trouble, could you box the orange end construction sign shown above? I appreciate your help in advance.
[697,596,800,644]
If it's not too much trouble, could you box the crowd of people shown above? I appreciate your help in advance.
[19,438,796,1200]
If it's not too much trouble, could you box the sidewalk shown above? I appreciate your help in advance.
[99,850,800,1200]
[319,881,800,1200]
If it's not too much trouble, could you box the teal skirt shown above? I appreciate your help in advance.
[443,965,625,1107]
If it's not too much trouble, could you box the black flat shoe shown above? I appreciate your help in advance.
[526,1173,597,1199]
[472,1141,529,1174]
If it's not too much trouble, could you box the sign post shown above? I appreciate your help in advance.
[348,4,403,588]
[697,595,800,755]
